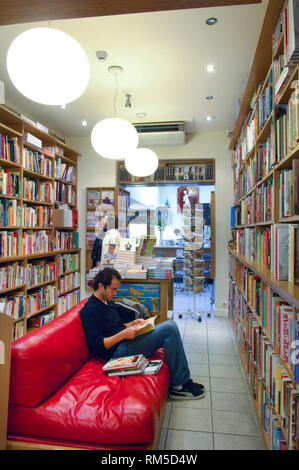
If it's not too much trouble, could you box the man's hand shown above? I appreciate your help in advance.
[124,318,147,328]
[122,325,140,340]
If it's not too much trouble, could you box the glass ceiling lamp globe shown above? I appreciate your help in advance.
[125,148,158,177]
[91,118,139,160]
[7,27,89,105]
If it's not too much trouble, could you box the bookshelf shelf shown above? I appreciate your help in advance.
[27,278,58,291]
[229,249,299,311]
[0,284,26,295]
[22,168,53,181]
[256,110,273,144]
[0,122,23,138]
[0,104,81,340]
[58,285,80,297]
[0,158,21,169]
[276,63,299,105]
[26,303,56,320]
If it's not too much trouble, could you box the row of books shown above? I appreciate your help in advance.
[54,231,79,250]
[237,134,274,200]
[0,294,26,320]
[229,281,299,449]
[275,92,299,162]
[0,168,21,197]
[58,271,80,295]
[231,223,299,283]
[58,253,80,276]
[28,310,55,329]
[279,166,298,218]
[255,69,273,134]
[0,135,20,164]
[233,177,273,226]
[229,263,298,377]
[22,205,53,228]
[13,322,24,340]
[21,230,53,255]
[27,285,57,314]
[0,199,20,227]
[55,158,76,183]
[27,260,57,288]
[57,288,80,315]
[0,262,26,291]
[23,178,54,203]
[0,230,21,257]
[23,149,53,177]
[55,181,76,204]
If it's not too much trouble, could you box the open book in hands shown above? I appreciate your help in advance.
[134,315,158,336]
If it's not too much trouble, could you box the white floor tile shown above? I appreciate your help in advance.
[186,352,209,364]
[209,365,243,379]
[189,363,209,376]
[209,354,239,366]
[169,407,212,432]
[210,377,248,394]
[166,429,214,450]
[184,343,208,353]
[212,410,260,436]
[214,433,265,450]
[211,392,254,413]
[162,404,172,429]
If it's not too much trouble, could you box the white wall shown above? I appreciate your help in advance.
[68,130,233,316]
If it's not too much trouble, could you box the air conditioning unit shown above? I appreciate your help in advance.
[133,121,186,146]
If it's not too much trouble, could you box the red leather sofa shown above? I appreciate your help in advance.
[7,299,170,450]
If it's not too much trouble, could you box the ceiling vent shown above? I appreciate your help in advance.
[133,121,186,146]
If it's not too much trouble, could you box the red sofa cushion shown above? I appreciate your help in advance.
[8,351,169,446]
[9,299,90,408]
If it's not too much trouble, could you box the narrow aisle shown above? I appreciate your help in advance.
[158,292,266,450]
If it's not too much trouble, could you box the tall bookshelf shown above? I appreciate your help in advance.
[85,187,130,289]
[229,0,299,450]
[0,104,81,341]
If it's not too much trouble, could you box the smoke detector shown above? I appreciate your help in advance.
[96,50,108,61]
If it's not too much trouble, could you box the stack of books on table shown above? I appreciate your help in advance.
[24,132,42,149]
[125,264,147,279]
[103,354,163,377]
[147,258,174,279]
[116,250,136,265]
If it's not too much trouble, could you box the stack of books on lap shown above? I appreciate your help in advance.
[103,354,162,376]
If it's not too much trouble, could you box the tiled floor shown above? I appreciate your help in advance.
[158,288,266,450]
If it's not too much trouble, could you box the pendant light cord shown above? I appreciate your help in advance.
[113,72,118,118]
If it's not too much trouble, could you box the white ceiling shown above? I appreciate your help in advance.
[0,1,268,139]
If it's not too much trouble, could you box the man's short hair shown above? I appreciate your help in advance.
[92,268,121,291]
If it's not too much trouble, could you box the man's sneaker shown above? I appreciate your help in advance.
[168,379,205,400]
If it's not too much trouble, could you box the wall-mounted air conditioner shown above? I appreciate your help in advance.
[133,121,186,146]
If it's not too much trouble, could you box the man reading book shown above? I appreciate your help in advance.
[80,268,205,400]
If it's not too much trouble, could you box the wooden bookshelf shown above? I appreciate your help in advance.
[0,313,12,450]
[117,159,215,185]
[229,0,299,451]
[85,187,130,289]
[0,104,82,340]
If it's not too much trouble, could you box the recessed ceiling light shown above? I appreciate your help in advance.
[206,96,214,100]
[206,115,215,121]
[207,65,216,72]
[206,17,218,26]
[136,112,147,118]
[82,120,87,126]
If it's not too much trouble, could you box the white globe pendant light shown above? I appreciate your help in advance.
[91,65,138,160]
[7,27,89,105]
[125,148,158,177]
[91,118,138,160]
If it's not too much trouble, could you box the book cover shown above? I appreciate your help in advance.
[103,354,145,372]
[106,357,148,376]
[137,236,156,256]
[119,237,136,253]
[143,359,163,375]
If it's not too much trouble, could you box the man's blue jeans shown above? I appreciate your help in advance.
[112,320,190,387]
